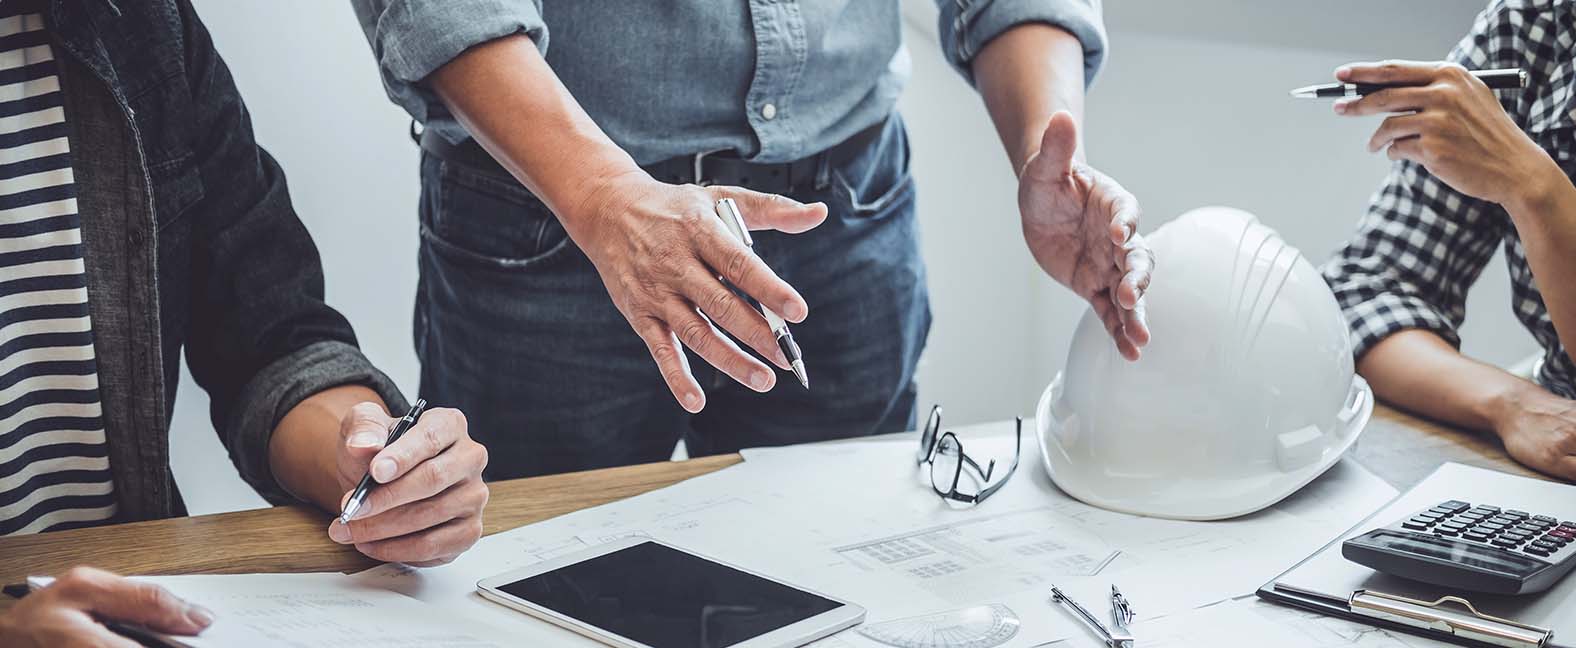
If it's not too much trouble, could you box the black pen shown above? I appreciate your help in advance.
[714,198,809,388]
[1290,67,1526,98]
[339,398,427,524]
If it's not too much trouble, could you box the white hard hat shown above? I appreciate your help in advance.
[1036,206,1371,521]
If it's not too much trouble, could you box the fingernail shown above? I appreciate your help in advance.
[683,393,703,411]
[372,458,396,482]
[783,301,807,321]
[751,371,771,391]
[348,432,381,448]
[186,604,215,627]
[329,522,350,543]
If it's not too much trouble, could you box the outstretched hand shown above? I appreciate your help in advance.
[1018,111,1154,360]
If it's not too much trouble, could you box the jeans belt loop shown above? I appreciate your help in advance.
[691,148,730,187]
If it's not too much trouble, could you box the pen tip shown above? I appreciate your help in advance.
[791,361,809,389]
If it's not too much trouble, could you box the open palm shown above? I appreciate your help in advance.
[1018,112,1154,360]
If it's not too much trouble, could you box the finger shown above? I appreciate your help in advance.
[1021,110,1079,184]
[707,185,828,234]
[681,268,791,370]
[367,408,466,485]
[695,226,810,322]
[1364,113,1437,153]
[332,480,488,545]
[1117,236,1154,309]
[1334,86,1439,117]
[1122,297,1151,349]
[338,402,393,478]
[1335,59,1444,85]
[350,438,487,521]
[635,319,705,412]
[52,567,213,636]
[1106,186,1140,245]
[1091,297,1141,361]
[355,515,484,566]
[1386,136,1426,164]
[666,301,776,393]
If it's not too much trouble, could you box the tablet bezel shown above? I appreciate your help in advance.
[476,536,865,648]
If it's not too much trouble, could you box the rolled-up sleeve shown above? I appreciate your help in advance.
[1320,161,1506,360]
[933,0,1107,87]
[229,342,408,505]
[350,0,548,123]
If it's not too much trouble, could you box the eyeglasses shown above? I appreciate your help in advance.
[915,405,1022,505]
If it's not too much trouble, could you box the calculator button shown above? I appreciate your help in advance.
[1488,516,1519,526]
[1457,513,1485,524]
[1549,528,1576,539]
[1533,539,1560,551]
[1480,522,1507,532]
[1514,526,1545,537]
[1526,546,1553,557]
[1463,531,1493,542]
[1506,510,1530,519]
[1559,523,1576,532]
[1541,535,1571,546]
[1504,532,1533,543]
[1493,537,1521,548]
[1534,515,1558,524]
[1471,505,1501,514]
[1435,529,1461,537]
[1418,511,1446,520]
[1403,520,1431,531]
[1438,500,1471,513]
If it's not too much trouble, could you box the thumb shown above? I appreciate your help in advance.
[338,402,391,478]
[1022,110,1079,184]
[53,568,212,636]
[709,185,828,234]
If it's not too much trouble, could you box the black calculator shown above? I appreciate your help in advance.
[1342,500,1576,595]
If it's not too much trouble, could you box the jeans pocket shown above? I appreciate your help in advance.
[423,160,575,270]
[831,117,913,218]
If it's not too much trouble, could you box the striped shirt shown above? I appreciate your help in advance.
[0,6,116,536]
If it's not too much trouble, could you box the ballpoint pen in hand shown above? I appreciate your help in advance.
[714,198,809,388]
[339,398,427,524]
[1289,67,1526,98]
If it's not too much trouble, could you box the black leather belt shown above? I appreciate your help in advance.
[417,118,887,195]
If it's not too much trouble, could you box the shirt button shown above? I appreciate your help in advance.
[761,103,778,120]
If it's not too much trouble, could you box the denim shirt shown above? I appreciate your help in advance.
[352,0,1106,164]
[42,0,405,520]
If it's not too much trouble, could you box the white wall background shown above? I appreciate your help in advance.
[175,0,1534,514]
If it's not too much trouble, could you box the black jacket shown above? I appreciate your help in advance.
[42,0,403,521]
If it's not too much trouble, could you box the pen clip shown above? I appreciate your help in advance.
[1052,586,1116,644]
[714,198,753,247]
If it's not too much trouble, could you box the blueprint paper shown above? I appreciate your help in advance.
[353,420,1397,647]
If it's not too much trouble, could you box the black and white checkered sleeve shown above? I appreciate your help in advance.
[1318,0,1537,360]
[1321,159,1507,359]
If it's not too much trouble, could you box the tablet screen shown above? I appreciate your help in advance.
[498,541,842,648]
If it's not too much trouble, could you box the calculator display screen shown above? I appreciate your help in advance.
[1369,531,1547,575]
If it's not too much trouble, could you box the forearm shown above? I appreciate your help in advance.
[1505,168,1576,364]
[428,34,641,234]
[268,385,386,511]
[973,23,1087,173]
[1358,329,1530,432]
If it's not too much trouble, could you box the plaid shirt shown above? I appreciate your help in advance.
[1322,0,1576,397]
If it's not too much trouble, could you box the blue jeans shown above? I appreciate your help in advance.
[414,116,930,480]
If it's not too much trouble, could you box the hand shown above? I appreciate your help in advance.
[568,174,828,411]
[1334,60,1566,209]
[1491,384,1576,480]
[1018,111,1154,360]
[328,403,488,566]
[0,567,212,648]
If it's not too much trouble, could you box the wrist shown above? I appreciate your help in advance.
[559,166,654,243]
[1481,378,1537,437]
[1503,155,1572,219]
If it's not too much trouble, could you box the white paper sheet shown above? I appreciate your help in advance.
[1044,596,1448,648]
[353,420,1398,648]
[120,573,514,648]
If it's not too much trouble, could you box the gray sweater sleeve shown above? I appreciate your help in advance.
[224,340,409,505]
[934,0,1108,87]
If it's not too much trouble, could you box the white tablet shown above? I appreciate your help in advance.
[477,537,865,648]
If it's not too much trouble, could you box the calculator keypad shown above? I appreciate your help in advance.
[1401,501,1575,559]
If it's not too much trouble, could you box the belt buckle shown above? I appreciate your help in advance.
[691,148,729,187]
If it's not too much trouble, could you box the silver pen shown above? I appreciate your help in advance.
[1051,585,1135,648]
[1110,585,1136,637]
[713,198,809,388]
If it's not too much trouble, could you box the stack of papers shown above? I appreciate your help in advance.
[347,421,1402,647]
